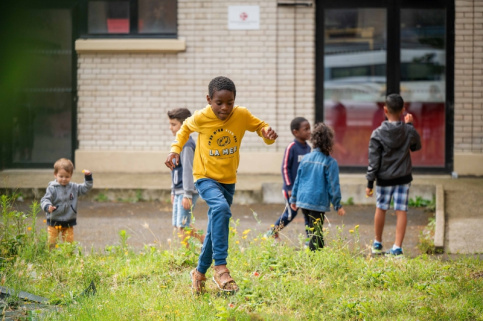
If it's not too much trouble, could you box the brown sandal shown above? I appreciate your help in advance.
[212,265,239,293]
[190,269,207,294]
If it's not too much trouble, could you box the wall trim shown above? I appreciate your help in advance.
[75,38,186,53]
[454,153,483,176]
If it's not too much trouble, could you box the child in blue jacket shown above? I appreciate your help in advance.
[290,123,346,250]
[266,117,311,239]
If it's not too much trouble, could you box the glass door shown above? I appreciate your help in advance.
[400,9,446,167]
[6,3,77,168]
[323,8,387,166]
[317,0,453,170]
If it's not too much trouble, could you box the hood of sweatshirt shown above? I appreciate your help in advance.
[377,121,408,149]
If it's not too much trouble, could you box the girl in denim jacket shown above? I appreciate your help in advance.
[289,123,346,250]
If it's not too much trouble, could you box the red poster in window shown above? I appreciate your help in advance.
[107,19,129,33]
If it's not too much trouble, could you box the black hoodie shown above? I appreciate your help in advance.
[366,121,421,188]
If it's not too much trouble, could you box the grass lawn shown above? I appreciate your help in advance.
[2,196,483,320]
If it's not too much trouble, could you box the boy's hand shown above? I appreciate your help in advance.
[290,203,297,211]
[337,208,346,216]
[48,205,57,213]
[170,194,174,204]
[404,113,413,124]
[366,188,374,197]
[82,169,91,175]
[262,127,278,140]
[165,153,180,170]
[182,197,192,210]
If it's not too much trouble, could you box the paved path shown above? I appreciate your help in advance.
[15,200,429,257]
[2,170,482,254]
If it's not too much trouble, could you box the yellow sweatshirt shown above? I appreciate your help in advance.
[170,105,275,184]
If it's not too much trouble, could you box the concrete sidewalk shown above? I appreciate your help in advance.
[1,169,482,254]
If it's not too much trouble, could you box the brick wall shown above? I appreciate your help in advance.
[77,0,315,154]
[454,0,483,153]
[77,0,483,174]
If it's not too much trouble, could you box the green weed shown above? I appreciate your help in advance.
[342,197,354,206]
[409,195,436,211]
[94,192,109,202]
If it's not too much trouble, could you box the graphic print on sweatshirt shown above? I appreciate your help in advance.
[208,128,239,158]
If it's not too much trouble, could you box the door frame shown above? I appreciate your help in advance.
[315,0,454,173]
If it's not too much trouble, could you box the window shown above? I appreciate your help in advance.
[317,0,454,171]
[82,0,177,38]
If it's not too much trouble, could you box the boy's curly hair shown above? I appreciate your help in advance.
[208,76,236,99]
[311,123,334,156]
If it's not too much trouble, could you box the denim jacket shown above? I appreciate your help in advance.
[289,148,342,212]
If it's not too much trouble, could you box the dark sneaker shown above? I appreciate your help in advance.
[372,241,383,255]
[385,247,404,258]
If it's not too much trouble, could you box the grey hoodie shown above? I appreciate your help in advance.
[366,121,421,188]
[40,175,93,227]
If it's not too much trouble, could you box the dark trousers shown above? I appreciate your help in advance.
[302,209,325,251]
[273,191,310,236]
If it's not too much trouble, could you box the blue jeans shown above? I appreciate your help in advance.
[273,190,310,237]
[172,194,199,228]
[195,178,235,274]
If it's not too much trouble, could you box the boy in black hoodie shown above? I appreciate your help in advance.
[366,93,421,257]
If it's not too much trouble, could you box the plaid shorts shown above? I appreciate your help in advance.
[376,184,411,211]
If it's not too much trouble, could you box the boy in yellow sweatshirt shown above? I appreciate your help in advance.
[165,76,278,294]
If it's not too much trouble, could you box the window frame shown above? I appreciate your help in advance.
[316,0,454,173]
[79,0,177,39]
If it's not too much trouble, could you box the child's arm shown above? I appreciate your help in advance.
[366,133,382,190]
[404,113,413,124]
[40,186,56,213]
[366,187,374,197]
[405,114,422,152]
[166,115,196,169]
[165,153,180,170]
[181,145,196,210]
[326,159,343,213]
[261,126,278,141]
[281,145,295,195]
[244,109,278,144]
[78,170,94,195]
[288,169,301,210]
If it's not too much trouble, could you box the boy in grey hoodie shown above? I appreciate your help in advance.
[366,94,421,257]
[40,158,93,248]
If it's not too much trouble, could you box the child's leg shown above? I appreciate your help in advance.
[195,179,235,274]
[172,194,181,228]
[302,209,324,250]
[394,210,407,248]
[272,192,298,232]
[47,226,59,249]
[375,185,394,243]
[179,195,204,246]
[273,206,298,232]
[61,227,74,243]
[303,213,310,237]
[392,184,410,248]
[374,207,387,242]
